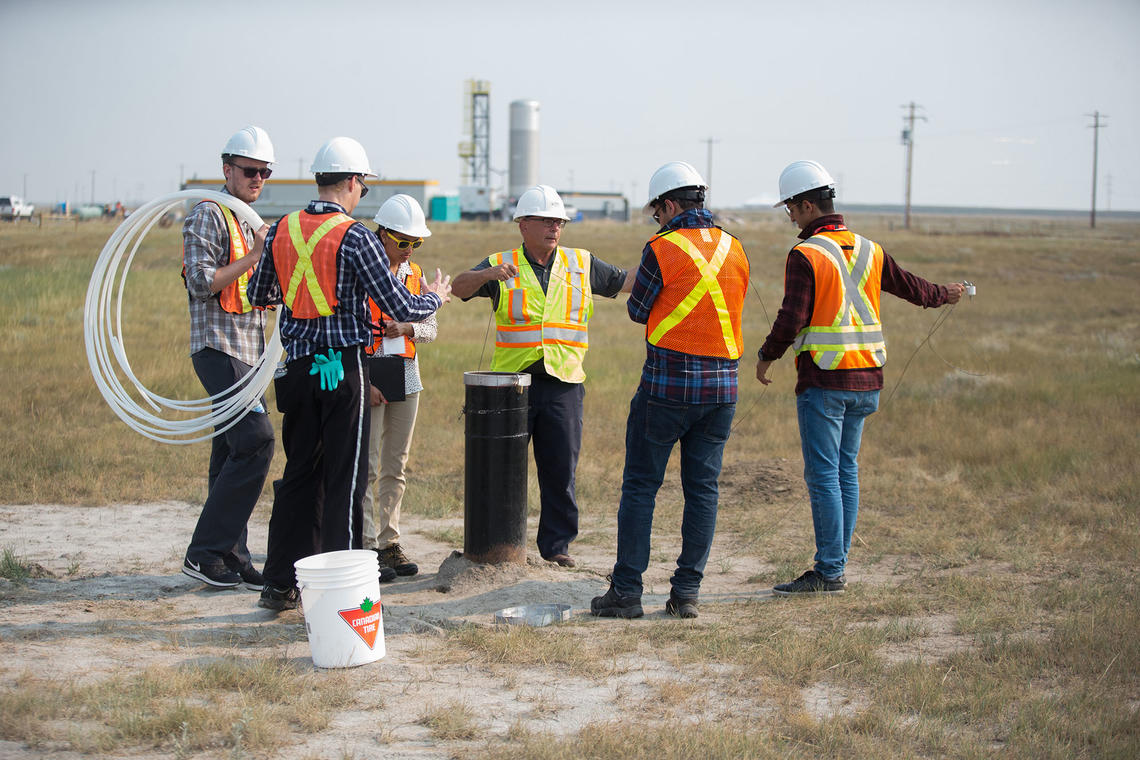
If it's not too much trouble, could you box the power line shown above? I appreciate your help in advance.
[900,102,927,230]
[702,136,720,208]
[1087,111,1107,228]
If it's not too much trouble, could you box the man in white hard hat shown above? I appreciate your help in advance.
[361,194,438,580]
[591,161,749,620]
[180,125,276,591]
[452,184,633,569]
[757,160,965,595]
[247,137,452,611]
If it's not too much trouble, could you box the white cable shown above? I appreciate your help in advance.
[84,189,283,444]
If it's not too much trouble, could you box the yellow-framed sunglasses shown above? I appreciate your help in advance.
[384,229,423,250]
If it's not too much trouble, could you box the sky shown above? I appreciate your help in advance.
[2,0,1138,211]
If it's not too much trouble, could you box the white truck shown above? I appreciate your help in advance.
[0,195,34,219]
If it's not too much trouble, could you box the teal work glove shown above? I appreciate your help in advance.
[309,349,345,392]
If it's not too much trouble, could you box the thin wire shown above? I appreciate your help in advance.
[880,303,958,410]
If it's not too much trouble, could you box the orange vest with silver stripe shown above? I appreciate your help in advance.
[183,200,260,314]
[792,228,886,370]
[365,261,423,359]
[270,210,355,319]
[646,227,749,359]
[490,246,592,383]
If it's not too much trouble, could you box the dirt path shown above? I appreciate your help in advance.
[0,501,782,759]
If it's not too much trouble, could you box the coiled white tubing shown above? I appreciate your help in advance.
[84,189,283,444]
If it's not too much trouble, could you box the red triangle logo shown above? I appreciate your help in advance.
[337,597,382,649]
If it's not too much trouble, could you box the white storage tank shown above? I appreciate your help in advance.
[509,100,540,201]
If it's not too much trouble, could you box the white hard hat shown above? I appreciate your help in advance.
[310,136,377,177]
[646,161,707,210]
[774,160,836,206]
[513,184,570,221]
[374,194,432,238]
[222,125,275,164]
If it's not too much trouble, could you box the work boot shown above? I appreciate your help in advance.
[590,584,643,618]
[773,569,846,596]
[378,543,418,576]
[258,585,299,611]
[665,591,699,619]
[372,550,398,583]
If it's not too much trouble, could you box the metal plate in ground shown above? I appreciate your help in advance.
[493,604,572,627]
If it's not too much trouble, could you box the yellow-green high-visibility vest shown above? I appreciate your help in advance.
[490,246,593,383]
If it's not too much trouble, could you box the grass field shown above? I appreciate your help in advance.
[0,211,1137,758]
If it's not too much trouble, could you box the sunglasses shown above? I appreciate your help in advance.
[228,163,272,179]
[357,175,369,198]
[385,230,423,250]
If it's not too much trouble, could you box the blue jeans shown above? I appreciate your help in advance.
[796,386,880,579]
[611,388,735,598]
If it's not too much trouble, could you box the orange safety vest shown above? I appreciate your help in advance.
[646,227,749,359]
[792,228,886,370]
[365,261,423,359]
[270,210,355,319]
[182,200,261,314]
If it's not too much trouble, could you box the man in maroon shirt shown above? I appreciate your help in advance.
[756,160,964,595]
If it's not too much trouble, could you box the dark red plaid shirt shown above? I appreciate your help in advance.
[758,215,952,395]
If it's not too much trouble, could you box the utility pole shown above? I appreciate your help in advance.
[702,136,720,208]
[900,102,926,230]
[1088,111,1107,228]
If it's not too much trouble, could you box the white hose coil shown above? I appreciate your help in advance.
[84,190,283,444]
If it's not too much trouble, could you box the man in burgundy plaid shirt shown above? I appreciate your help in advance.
[757,160,964,595]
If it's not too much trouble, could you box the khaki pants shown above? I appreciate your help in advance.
[361,391,420,550]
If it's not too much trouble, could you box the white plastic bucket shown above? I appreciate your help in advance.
[294,550,385,668]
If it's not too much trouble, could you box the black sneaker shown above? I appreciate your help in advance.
[773,570,846,596]
[377,543,418,576]
[236,565,265,592]
[665,591,699,619]
[590,584,643,618]
[258,585,299,611]
[182,557,241,589]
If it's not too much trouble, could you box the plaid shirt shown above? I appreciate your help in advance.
[182,188,267,366]
[758,215,953,395]
[247,201,442,361]
[628,208,742,404]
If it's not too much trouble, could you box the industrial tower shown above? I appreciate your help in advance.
[459,79,491,189]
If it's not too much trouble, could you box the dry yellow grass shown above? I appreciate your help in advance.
[0,212,1138,758]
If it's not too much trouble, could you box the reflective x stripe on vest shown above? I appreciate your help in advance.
[490,247,592,383]
[792,232,886,370]
[646,227,746,359]
[215,203,254,314]
[276,211,353,318]
[366,261,422,358]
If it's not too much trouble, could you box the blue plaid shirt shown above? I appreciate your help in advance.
[247,201,442,361]
[627,208,742,404]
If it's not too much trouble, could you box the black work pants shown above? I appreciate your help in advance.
[528,375,584,558]
[261,346,370,589]
[188,348,274,570]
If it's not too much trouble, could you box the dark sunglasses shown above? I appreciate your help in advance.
[228,163,272,179]
[386,230,423,249]
[357,175,369,198]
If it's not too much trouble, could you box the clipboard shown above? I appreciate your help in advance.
[368,356,406,402]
